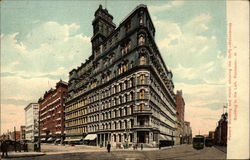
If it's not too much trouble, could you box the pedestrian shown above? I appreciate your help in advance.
[1,140,8,158]
[107,142,111,153]
[24,142,28,152]
[159,142,161,150]
[140,143,143,150]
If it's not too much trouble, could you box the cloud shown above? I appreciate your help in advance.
[175,82,226,135]
[1,21,92,133]
[1,21,91,79]
[1,104,26,133]
[149,0,185,13]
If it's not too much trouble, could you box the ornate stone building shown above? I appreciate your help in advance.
[65,4,177,147]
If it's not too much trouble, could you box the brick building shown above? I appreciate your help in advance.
[175,90,192,145]
[176,90,185,122]
[65,4,177,147]
[38,80,68,142]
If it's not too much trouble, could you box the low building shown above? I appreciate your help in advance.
[20,125,26,140]
[24,103,39,141]
[38,80,68,143]
[183,121,192,144]
[10,131,21,140]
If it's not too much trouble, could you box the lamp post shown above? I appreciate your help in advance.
[180,134,182,145]
[14,126,17,152]
[38,111,41,152]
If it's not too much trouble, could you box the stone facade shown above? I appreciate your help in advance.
[38,80,68,142]
[24,103,39,141]
[65,4,177,147]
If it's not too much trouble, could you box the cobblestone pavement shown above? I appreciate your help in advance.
[5,144,226,160]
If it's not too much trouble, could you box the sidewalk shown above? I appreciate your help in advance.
[110,144,183,152]
[214,145,227,153]
[1,151,45,159]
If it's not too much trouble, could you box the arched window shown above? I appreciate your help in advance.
[139,75,145,84]
[125,107,128,116]
[130,91,134,101]
[130,105,134,114]
[124,80,128,89]
[114,134,117,142]
[139,103,145,111]
[124,120,127,129]
[119,83,123,91]
[119,121,122,129]
[139,89,145,99]
[140,56,146,65]
[124,94,128,102]
[119,108,122,117]
[138,34,145,45]
[119,95,122,104]
[118,134,121,142]
[114,122,117,129]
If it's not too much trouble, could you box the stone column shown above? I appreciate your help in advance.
[104,133,106,147]
[134,131,137,143]
[100,134,102,147]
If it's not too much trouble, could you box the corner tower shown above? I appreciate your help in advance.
[91,5,116,54]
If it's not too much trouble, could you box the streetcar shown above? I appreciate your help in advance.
[193,135,205,150]
[205,138,213,147]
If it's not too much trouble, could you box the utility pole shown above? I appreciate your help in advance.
[14,126,17,152]
[38,110,41,152]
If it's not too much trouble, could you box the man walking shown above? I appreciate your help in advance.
[107,142,111,153]
[1,140,8,158]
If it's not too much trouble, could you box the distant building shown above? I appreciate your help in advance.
[65,4,177,147]
[214,113,227,146]
[38,80,68,142]
[24,103,39,141]
[175,90,192,145]
[20,125,26,140]
[208,131,215,139]
[10,131,21,140]
[176,90,185,122]
[183,121,192,144]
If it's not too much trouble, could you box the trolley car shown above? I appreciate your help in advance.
[193,135,205,150]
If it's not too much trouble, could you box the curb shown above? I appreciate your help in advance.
[2,152,46,159]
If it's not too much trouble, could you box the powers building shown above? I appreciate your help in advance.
[65,4,177,147]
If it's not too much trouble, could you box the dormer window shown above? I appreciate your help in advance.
[139,11,144,25]
[140,55,146,65]
[125,20,131,32]
[121,40,131,55]
[138,34,145,45]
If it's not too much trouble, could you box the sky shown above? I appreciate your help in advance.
[1,0,227,136]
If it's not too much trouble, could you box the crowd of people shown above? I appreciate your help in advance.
[0,140,29,158]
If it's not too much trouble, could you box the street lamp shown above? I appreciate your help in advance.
[179,134,182,145]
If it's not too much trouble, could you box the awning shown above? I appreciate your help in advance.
[84,134,97,140]
[64,139,71,142]
[55,139,61,142]
[159,134,171,141]
[70,139,82,141]
[47,137,54,141]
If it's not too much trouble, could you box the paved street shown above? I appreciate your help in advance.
[3,144,226,160]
